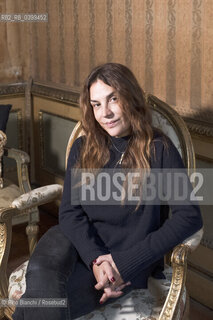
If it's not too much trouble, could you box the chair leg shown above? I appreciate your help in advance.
[0,307,5,319]
[4,305,15,320]
[26,223,39,256]
[182,291,190,320]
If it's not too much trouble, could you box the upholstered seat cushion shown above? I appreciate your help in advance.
[8,262,186,320]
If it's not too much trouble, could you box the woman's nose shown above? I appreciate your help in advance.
[102,103,113,117]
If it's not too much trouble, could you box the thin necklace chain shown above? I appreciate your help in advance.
[111,140,126,154]
[111,139,128,166]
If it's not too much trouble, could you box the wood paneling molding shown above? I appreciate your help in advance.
[0,83,26,97]
[31,81,80,105]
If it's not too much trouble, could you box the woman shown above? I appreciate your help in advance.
[13,63,203,319]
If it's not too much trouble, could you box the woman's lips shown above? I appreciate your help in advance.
[104,119,120,128]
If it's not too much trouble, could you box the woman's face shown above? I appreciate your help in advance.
[90,80,131,137]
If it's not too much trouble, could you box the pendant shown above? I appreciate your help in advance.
[118,153,125,165]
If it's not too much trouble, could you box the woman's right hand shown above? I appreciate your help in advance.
[92,261,131,304]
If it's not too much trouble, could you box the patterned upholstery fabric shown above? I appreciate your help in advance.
[8,262,186,320]
[8,261,29,301]
[11,184,63,210]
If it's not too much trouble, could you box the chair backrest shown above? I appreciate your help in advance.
[65,94,195,173]
[146,94,195,172]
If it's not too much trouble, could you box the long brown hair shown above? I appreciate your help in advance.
[79,63,153,171]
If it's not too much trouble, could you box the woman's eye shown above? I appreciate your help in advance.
[91,103,100,108]
[110,96,117,103]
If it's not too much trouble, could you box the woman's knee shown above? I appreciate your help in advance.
[27,225,78,276]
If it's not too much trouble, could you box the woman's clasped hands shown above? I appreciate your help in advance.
[92,254,131,304]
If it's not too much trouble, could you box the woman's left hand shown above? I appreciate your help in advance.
[93,254,122,286]
[93,254,131,303]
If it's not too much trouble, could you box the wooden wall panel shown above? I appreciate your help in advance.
[63,0,74,87]
[0,0,212,119]
[30,0,213,118]
[131,0,145,87]
[153,0,167,101]
[94,0,107,65]
[78,0,90,86]
[176,0,192,110]
[33,1,47,81]
[112,0,126,65]
[202,0,213,109]
[0,0,30,83]
[33,95,81,185]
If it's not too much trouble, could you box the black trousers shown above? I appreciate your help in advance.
[12,225,132,320]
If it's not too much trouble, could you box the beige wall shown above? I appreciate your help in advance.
[0,0,213,115]
[0,0,31,82]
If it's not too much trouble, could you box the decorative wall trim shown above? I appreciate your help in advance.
[0,83,26,97]
[32,0,39,79]
[106,0,113,62]
[174,105,213,137]
[1,82,212,138]
[145,0,154,93]
[190,0,202,109]
[59,0,66,83]
[185,121,213,138]
[31,81,80,105]
[46,0,51,82]
[89,0,95,70]
[166,0,176,106]
[15,109,23,151]
[24,78,33,155]
[125,0,132,67]
[73,0,80,87]
[38,111,45,169]
[32,83,213,137]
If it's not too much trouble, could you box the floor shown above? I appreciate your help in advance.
[5,211,213,320]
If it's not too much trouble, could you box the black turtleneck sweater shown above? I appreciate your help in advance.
[59,133,203,288]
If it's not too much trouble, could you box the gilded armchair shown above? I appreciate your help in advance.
[0,129,40,253]
[0,127,63,319]
[0,94,203,320]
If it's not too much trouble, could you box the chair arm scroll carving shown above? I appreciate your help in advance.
[171,244,189,266]
[159,244,189,320]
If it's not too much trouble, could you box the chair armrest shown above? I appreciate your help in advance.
[182,228,204,252]
[4,147,31,195]
[4,147,30,164]
[11,184,63,210]
[159,229,203,320]
[159,244,189,320]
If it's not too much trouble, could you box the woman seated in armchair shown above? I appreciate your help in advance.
[12,63,203,320]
